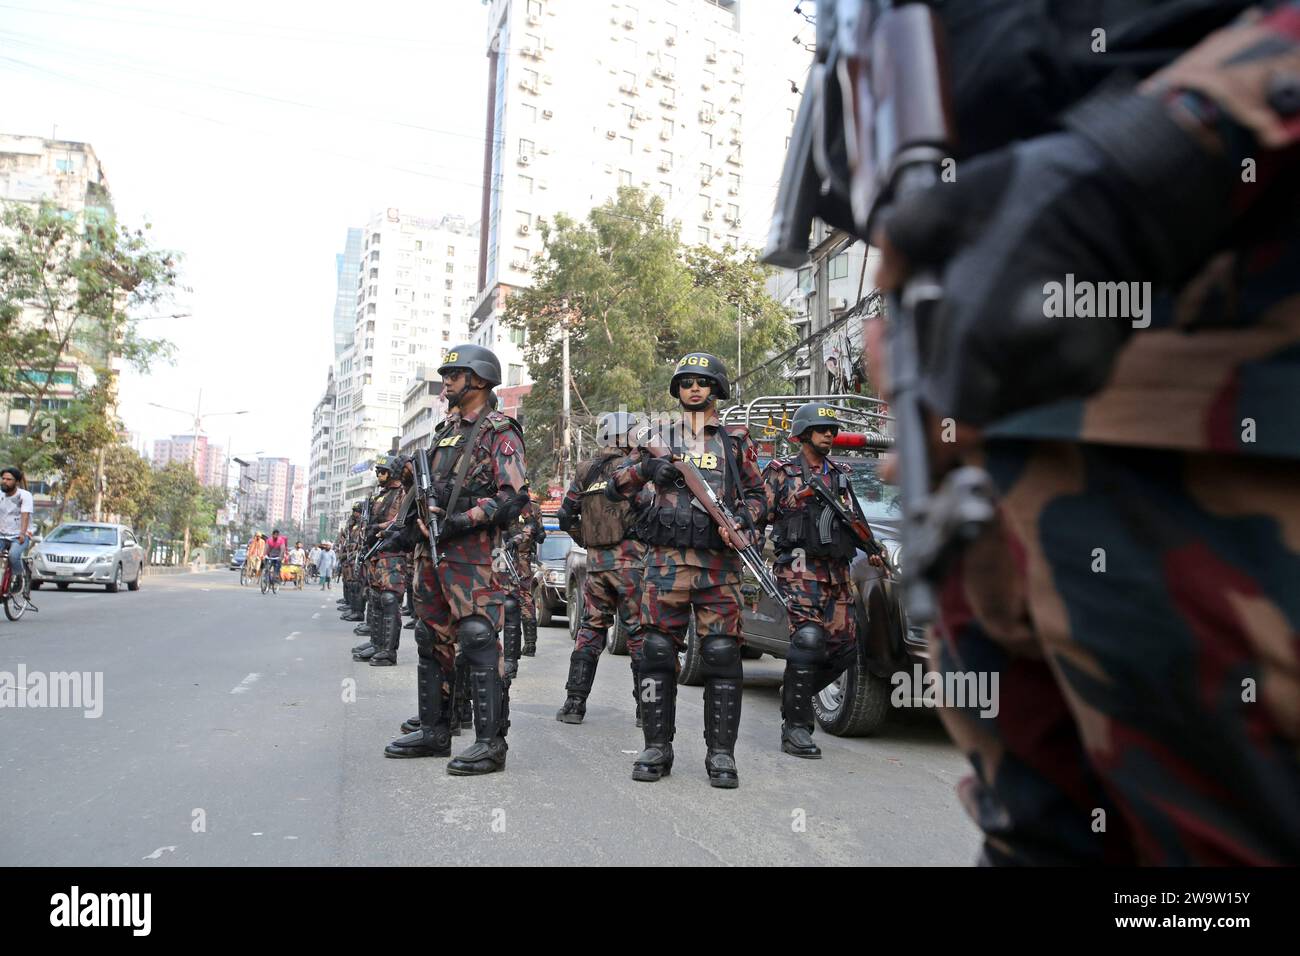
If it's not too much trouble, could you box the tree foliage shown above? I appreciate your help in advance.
[502,188,796,482]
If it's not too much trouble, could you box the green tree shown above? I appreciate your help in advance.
[0,200,178,477]
[503,188,796,483]
[149,462,224,565]
[70,441,156,530]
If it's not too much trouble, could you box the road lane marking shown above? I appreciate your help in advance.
[311,612,320,619]
[230,673,262,694]
[286,631,301,641]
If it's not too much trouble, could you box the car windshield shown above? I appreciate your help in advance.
[538,534,572,562]
[846,466,904,522]
[47,525,118,546]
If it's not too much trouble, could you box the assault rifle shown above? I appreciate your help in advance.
[794,478,894,577]
[353,496,371,573]
[638,430,788,611]
[412,449,442,566]
[495,534,523,589]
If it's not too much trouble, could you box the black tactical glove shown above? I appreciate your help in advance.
[881,90,1229,426]
[640,456,680,487]
[556,506,574,532]
[440,512,474,539]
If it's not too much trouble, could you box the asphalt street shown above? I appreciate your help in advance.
[0,570,981,866]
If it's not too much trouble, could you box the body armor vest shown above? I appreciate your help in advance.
[772,458,859,561]
[427,417,496,517]
[641,429,741,551]
[577,453,638,548]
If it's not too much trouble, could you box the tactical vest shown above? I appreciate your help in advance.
[641,427,743,551]
[577,453,638,548]
[771,458,858,561]
[427,413,502,518]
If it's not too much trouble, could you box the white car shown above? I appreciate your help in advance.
[29,522,145,592]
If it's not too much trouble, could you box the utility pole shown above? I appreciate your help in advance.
[736,310,743,403]
[561,323,572,487]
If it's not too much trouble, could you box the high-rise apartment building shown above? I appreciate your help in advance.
[321,210,479,529]
[151,434,226,488]
[333,228,363,358]
[471,0,812,380]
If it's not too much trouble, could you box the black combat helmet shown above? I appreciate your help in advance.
[596,411,642,449]
[669,352,730,399]
[789,401,843,441]
[438,343,502,387]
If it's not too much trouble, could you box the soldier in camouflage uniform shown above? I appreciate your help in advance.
[860,1,1300,862]
[555,411,648,726]
[383,344,527,776]
[339,505,362,620]
[506,492,545,657]
[354,454,413,667]
[763,402,885,759]
[350,462,393,655]
[611,352,767,788]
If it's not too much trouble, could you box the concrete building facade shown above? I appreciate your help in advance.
[470,0,812,380]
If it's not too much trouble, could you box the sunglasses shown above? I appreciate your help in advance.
[808,425,838,435]
[676,376,714,390]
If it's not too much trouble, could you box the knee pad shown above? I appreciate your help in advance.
[456,614,498,665]
[640,630,676,673]
[379,590,401,611]
[699,635,742,679]
[787,623,829,667]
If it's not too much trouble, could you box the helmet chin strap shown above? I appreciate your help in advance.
[681,391,715,413]
[444,378,485,409]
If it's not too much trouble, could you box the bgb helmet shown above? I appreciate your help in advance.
[789,401,843,442]
[596,411,642,449]
[438,344,502,386]
[385,454,410,477]
[373,453,394,477]
[669,352,729,400]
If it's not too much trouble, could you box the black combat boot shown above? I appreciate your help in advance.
[341,584,367,622]
[631,671,675,782]
[351,640,374,654]
[555,648,598,724]
[352,596,380,659]
[384,658,451,758]
[521,618,537,657]
[446,666,509,776]
[369,591,401,666]
[631,663,643,728]
[403,618,416,629]
[400,716,421,734]
[703,678,742,788]
[780,663,822,758]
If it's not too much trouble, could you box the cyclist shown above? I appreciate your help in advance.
[0,466,35,608]
[245,532,266,580]
[264,529,287,584]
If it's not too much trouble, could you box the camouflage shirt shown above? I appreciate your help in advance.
[762,453,855,584]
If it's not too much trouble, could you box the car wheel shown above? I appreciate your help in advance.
[564,580,579,639]
[677,610,704,686]
[127,565,141,591]
[534,581,553,627]
[812,648,892,737]
[56,582,70,591]
[106,564,122,593]
[607,615,629,656]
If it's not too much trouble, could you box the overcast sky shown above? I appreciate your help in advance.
[1,0,492,468]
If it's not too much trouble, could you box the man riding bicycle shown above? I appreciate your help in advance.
[245,532,266,579]
[1,466,35,610]
[264,529,287,583]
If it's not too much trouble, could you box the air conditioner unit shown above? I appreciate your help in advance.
[618,83,638,95]
[705,52,717,63]
[729,135,743,146]
[727,186,739,195]
[606,129,617,139]
[511,259,529,271]
[699,110,715,123]
[724,215,740,226]
[701,81,712,90]
[623,18,634,28]
[542,109,553,119]
[519,81,538,94]
[538,146,551,154]
[665,34,676,45]
[527,13,542,26]
[702,209,714,220]
[517,154,532,166]
[660,96,676,109]
[628,118,640,129]
[518,224,531,235]
[659,130,672,140]
[657,161,671,172]
[520,46,539,59]
[830,297,848,311]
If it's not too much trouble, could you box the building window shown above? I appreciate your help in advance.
[698,226,710,244]
[660,118,674,139]
[520,175,534,194]
[521,103,537,123]
[527,0,541,18]
[658,182,673,200]
[829,252,849,280]
[508,364,523,387]
[442,330,450,340]
[701,131,712,151]
[445,262,455,273]
[444,279,454,290]
[728,172,740,194]
[519,138,535,159]
[510,326,525,347]
[659,149,672,170]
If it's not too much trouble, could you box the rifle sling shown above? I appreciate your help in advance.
[443,411,489,519]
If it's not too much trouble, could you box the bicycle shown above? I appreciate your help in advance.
[1,538,36,622]
[240,553,262,587]
[260,557,280,595]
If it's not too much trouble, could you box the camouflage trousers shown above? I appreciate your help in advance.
[935,440,1300,865]
[368,552,411,594]
[776,570,856,660]
[640,554,743,659]
[339,560,353,583]
[413,555,507,675]
[575,566,645,660]
[514,556,536,623]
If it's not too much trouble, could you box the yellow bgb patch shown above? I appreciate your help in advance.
[437,434,465,448]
